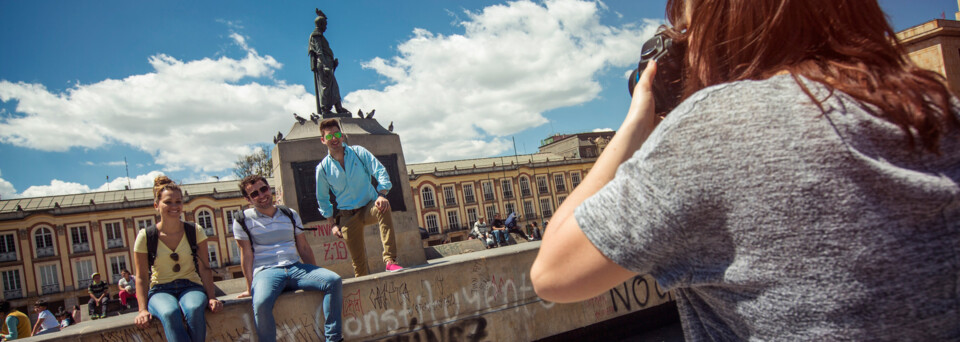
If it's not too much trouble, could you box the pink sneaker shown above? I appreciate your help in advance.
[385,261,404,272]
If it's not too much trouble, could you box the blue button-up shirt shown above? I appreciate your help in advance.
[315,143,392,218]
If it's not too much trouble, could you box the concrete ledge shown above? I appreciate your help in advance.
[33,242,675,341]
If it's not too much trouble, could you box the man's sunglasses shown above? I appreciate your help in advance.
[324,132,342,140]
[248,185,270,199]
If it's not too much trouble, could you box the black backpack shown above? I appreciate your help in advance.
[233,205,314,253]
[146,222,200,276]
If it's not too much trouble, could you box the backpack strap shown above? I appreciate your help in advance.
[183,222,201,277]
[147,222,201,277]
[146,225,159,270]
[276,205,316,242]
[233,209,255,253]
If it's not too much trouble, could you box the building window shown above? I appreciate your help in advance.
[425,215,439,234]
[463,184,476,204]
[519,177,532,197]
[208,245,220,269]
[75,259,95,289]
[558,195,567,206]
[571,171,582,189]
[466,207,479,227]
[501,179,514,199]
[108,255,128,283]
[197,210,214,237]
[421,187,436,208]
[443,186,457,207]
[224,209,240,236]
[0,234,16,262]
[34,227,55,258]
[38,264,59,294]
[70,226,91,253]
[485,205,497,222]
[104,222,124,249]
[536,175,550,195]
[539,198,554,218]
[1,269,22,299]
[446,210,461,231]
[554,173,567,193]
[137,218,154,230]
[523,200,537,220]
[505,202,517,216]
[228,239,240,265]
[482,181,495,202]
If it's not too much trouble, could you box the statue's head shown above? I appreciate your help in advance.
[315,16,327,32]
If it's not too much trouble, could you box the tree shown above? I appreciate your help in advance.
[234,145,273,179]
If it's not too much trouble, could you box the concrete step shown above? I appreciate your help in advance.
[33,242,676,341]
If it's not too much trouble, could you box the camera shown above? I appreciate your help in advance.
[628,26,686,116]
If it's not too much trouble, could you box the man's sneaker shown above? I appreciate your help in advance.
[385,261,404,272]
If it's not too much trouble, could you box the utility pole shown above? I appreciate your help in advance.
[124,157,132,189]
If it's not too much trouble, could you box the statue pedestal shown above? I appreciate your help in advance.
[272,117,426,277]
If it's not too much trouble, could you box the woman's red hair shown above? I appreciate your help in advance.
[666,0,958,153]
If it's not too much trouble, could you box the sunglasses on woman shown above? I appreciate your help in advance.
[170,252,181,272]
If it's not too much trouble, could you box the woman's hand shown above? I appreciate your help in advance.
[208,299,223,313]
[623,60,661,138]
[134,310,152,329]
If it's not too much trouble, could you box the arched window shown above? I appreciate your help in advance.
[197,210,214,236]
[34,227,55,258]
[421,187,436,208]
[519,176,532,197]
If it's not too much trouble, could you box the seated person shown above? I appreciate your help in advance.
[472,218,494,248]
[87,273,109,319]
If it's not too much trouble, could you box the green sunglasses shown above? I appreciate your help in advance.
[324,132,342,140]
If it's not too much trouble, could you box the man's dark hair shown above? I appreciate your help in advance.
[239,175,268,198]
[0,300,11,314]
[34,300,47,308]
[319,118,341,135]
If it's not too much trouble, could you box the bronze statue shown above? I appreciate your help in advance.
[309,9,350,116]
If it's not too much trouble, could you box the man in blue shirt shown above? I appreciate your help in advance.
[315,119,404,276]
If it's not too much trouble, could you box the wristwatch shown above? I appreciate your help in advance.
[378,191,388,199]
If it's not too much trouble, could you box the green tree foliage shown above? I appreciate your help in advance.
[234,145,273,179]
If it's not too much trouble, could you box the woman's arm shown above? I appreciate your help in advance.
[133,251,152,328]
[195,241,223,313]
[531,61,660,303]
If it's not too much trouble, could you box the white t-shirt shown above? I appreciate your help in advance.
[38,309,59,331]
[118,276,135,293]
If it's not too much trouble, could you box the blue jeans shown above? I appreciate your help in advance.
[252,262,342,342]
[148,279,207,342]
[491,230,509,244]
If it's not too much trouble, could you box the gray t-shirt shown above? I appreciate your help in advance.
[232,207,304,276]
[576,75,960,341]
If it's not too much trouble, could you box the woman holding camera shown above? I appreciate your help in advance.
[532,0,959,340]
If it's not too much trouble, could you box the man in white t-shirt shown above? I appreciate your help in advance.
[31,300,59,336]
[233,175,343,342]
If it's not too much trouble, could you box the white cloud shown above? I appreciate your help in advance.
[346,0,659,162]
[5,170,166,199]
[19,180,92,198]
[592,127,613,132]
[0,169,17,200]
[0,34,314,173]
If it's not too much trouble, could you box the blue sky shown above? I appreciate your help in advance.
[0,0,955,199]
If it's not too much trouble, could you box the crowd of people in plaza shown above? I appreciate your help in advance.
[469,214,543,248]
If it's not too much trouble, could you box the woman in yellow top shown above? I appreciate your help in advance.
[133,176,223,341]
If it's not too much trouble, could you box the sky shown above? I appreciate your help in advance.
[0,0,955,199]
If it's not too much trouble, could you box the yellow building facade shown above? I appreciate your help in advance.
[407,132,612,245]
[0,180,251,314]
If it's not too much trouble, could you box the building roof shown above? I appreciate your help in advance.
[0,178,266,216]
[407,152,593,179]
